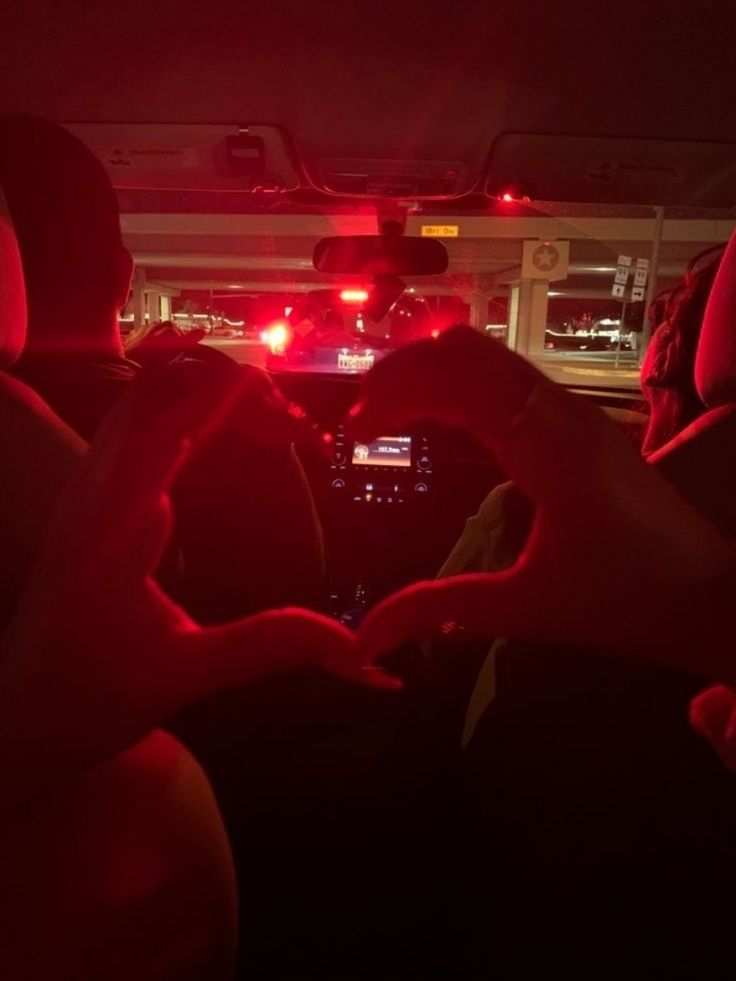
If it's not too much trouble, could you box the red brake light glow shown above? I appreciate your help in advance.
[340,288,369,303]
[498,188,530,203]
[261,321,292,354]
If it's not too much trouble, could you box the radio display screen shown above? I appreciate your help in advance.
[351,436,412,467]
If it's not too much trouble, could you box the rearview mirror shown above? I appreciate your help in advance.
[313,235,449,276]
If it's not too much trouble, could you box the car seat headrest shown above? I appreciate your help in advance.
[0,181,26,368]
[695,228,736,408]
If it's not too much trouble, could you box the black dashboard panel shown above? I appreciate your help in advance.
[271,369,363,427]
[272,367,502,516]
[271,369,504,612]
[330,426,434,507]
[271,369,645,614]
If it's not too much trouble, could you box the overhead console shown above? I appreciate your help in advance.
[329,425,433,505]
[315,158,472,199]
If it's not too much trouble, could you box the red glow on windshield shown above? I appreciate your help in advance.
[499,188,530,203]
[340,289,369,303]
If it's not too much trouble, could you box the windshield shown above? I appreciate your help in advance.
[117,188,735,391]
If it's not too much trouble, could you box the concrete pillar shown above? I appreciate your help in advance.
[507,279,549,358]
[507,284,520,350]
[465,292,488,331]
[145,290,160,324]
[160,294,172,321]
[131,282,146,329]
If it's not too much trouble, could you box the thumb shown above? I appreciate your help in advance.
[357,569,538,661]
[179,609,402,704]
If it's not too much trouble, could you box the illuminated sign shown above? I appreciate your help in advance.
[420,225,459,238]
[521,239,570,281]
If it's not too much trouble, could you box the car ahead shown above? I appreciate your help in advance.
[262,289,440,373]
[264,321,392,374]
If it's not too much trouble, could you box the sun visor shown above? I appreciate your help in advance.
[695,230,736,408]
[0,182,26,367]
[485,134,736,207]
[64,123,301,193]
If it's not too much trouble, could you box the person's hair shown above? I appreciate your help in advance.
[641,242,726,455]
[0,115,128,335]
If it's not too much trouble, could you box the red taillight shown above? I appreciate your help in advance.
[430,328,440,339]
[340,288,369,304]
[261,321,292,354]
[501,192,514,202]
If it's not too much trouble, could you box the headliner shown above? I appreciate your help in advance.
[2,0,735,179]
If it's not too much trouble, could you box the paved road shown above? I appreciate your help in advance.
[201,337,268,367]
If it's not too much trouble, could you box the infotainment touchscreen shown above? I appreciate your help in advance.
[351,436,412,467]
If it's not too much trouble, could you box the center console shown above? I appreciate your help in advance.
[328,424,433,504]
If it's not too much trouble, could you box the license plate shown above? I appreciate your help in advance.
[337,353,374,371]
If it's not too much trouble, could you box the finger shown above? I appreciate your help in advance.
[104,492,178,596]
[357,568,541,661]
[352,328,729,531]
[346,327,605,510]
[360,535,736,685]
[348,326,540,442]
[53,361,245,560]
[179,609,401,705]
[239,392,333,451]
[235,367,332,450]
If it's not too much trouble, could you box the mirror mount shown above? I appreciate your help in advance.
[362,273,406,324]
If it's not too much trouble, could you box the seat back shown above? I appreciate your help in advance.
[0,174,81,604]
[0,161,237,980]
[650,403,736,535]
[653,229,736,534]
[695,230,736,409]
[0,181,26,366]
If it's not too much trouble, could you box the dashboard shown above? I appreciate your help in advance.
[329,428,434,506]
[273,369,503,615]
[271,369,646,618]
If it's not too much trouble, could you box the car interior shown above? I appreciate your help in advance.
[2,1,736,978]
